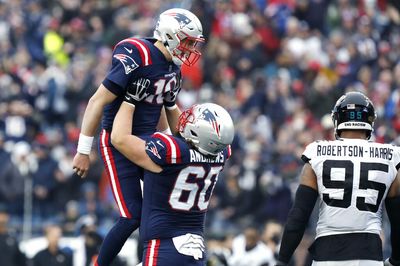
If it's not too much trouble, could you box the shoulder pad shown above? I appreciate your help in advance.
[114,37,152,66]
[151,133,182,164]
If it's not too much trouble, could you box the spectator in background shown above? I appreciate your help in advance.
[228,226,275,266]
[0,205,27,266]
[31,141,63,220]
[0,132,25,214]
[261,220,283,260]
[3,98,37,143]
[5,141,35,216]
[74,215,125,266]
[256,171,293,225]
[33,225,72,266]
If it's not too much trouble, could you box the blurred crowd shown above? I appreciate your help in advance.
[1,0,400,265]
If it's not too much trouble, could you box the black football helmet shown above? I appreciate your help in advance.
[331,91,377,139]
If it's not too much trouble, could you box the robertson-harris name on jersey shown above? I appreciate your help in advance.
[190,150,225,163]
[317,144,393,160]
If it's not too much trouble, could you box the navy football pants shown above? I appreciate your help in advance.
[96,129,143,266]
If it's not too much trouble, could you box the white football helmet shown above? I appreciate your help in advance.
[154,8,205,66]
[178,103,234,156]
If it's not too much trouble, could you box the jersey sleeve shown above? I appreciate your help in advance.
[102,42,142,96]
[145,133,182,166]
[392,145,400,171]
[301,141,317,163]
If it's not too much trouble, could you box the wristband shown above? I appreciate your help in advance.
[124,94,138,107]
[165,103,178,110]
[77,133,94,155]
[161,128,172,135]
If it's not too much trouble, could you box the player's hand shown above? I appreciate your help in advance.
[164,85,181,108]
[72,152,90,178]
[126,82,148,103]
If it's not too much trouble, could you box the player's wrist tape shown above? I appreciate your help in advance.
[77,133,94,155]
[124,95,138,107]
[123,100,136,108]
[165,103,177,110]
[161,128,172,135]
[164,99,177,108]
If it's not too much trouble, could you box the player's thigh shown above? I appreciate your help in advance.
[142,239,205,266]
[99,132,143,216]
[312,260,383,266]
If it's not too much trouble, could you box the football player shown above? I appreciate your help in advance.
[276,92,400,266]
[111,98,234,265]
[71,8,205,266]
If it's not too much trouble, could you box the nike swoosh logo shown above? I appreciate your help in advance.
[124,47,133,54]
[156,140,165,147]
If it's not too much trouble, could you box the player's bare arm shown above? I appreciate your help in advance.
[156,107,170,133]
[72,84,118,178]
[165,105,182,135]
[299,163,318,190]
[111,102,162,173]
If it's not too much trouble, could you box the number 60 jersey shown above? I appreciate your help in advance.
[302,138,400,238]
[140,132,232,242]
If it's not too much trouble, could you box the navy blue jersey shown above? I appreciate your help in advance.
[140,132,232,241]
[101,37,181,135]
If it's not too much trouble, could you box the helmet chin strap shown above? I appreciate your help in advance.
[155,40,175,63]
[163,41,182,66]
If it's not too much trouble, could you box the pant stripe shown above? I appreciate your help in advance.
[146,239,160,266]
[100,130,131,218]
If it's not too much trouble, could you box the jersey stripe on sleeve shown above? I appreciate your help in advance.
[115,38,152,66]
[153,132,181,164]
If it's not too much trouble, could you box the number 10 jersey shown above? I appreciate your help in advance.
[302,138,400,238]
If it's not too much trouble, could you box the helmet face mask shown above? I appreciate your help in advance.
[178,103,234,157]
[154,8,205,66]
[331,92,377,139]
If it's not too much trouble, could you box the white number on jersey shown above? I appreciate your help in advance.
[146,76,177,104]
[169,165,223,211]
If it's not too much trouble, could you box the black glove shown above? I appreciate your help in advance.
[125,80,148,105]
[164,73,182,108]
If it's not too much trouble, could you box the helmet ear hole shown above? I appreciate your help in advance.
[166,34,173,40]
[190,130,198,137]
